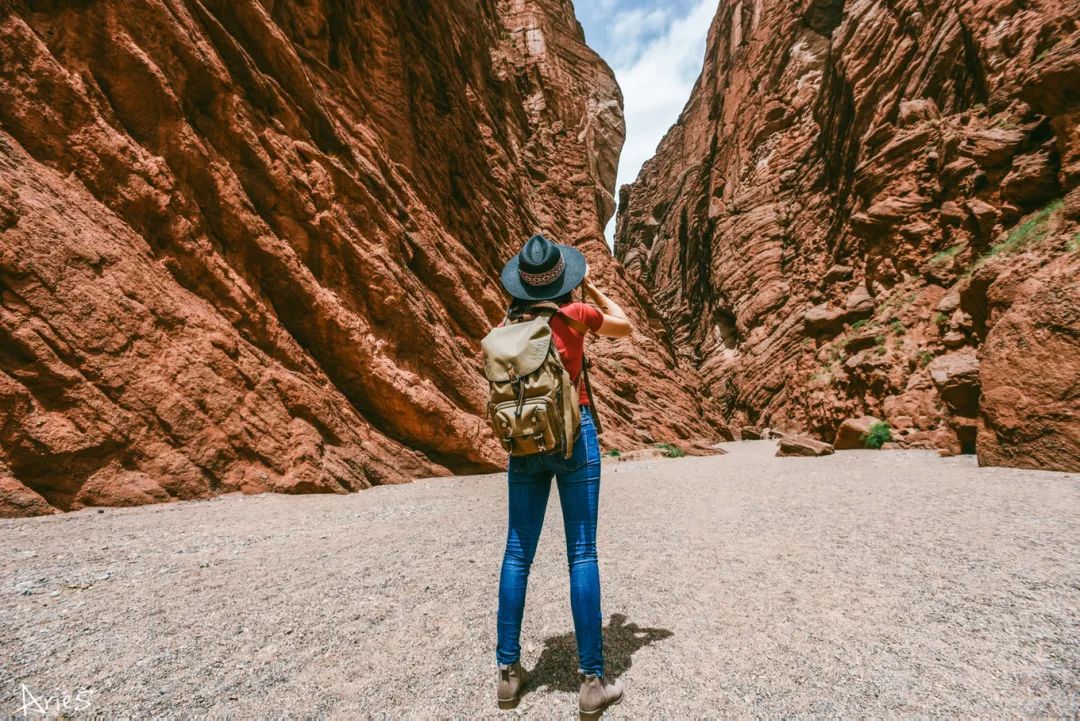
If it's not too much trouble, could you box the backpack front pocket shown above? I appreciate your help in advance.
[491,398,563,456]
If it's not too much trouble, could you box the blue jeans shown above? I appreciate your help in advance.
[496,407,604,676]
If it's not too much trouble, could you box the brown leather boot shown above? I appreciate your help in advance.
[496,662,529,710]
[578,673,623,720]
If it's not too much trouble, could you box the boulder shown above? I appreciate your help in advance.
[834,416,884,450]
[776,436,835,457]
[824,264,854,283]
[898,98,940,126]
[740,426,764,440]
[936,291,961,315]
[928,350,981,417]
[962,126,1028,168]
[0,472,59,518]
[941,331,967,349]
[845,285,876,317]
[803,304,847,336]
[73,466,173,509]
[965,198,1000,236]
[843,329,880,353]
[1001,151,1060,209]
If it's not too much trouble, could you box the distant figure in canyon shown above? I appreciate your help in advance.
[489,234,631,719]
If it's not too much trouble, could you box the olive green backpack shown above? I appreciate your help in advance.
[481,302,599,458]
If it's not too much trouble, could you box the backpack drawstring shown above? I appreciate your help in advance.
[514,378,526,417]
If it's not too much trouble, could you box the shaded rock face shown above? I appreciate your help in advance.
[0,0,720,515]
[616,0,1079,466]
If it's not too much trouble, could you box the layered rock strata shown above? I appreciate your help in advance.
[616,0,1079,469]
[0,0,719,516]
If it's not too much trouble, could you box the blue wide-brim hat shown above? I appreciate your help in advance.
[500,234,587,301]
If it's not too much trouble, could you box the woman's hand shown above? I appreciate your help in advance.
[581,262,600,297]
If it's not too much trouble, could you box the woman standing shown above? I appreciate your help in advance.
[493,234,631,719]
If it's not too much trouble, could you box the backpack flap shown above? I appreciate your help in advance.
[480,317,553,382]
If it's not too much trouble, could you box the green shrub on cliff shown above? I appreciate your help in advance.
[862,422,892,449]
[980,199,1063,264]
[930,244,962,266]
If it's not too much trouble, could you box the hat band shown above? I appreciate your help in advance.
[518,256,565,286]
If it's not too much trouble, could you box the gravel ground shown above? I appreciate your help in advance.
[2,441,1079,718]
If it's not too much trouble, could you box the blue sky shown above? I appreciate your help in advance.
[576,1,718,240]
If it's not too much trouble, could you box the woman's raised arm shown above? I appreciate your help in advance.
[582,266,632,337]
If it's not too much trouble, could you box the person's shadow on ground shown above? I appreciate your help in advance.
[527,613,673,693]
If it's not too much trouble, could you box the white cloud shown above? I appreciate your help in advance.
[605,8,672,67]
[600,0,717,243]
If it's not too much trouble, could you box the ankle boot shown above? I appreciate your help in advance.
[578,672,623,720]
[496,662,529,709]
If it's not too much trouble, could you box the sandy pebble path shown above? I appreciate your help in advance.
[2,441,1078,718]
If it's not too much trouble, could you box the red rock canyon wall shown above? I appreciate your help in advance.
[0,0,721,516]
[616,0,1079,470]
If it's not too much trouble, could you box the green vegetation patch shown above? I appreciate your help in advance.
[978,199,1063,265]
[604,449,621,458]
[930,244,963,266]
[862,422,893,449]
[655,442,685,459]
[918,349,935,368]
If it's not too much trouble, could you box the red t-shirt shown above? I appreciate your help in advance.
[549,302,604,406]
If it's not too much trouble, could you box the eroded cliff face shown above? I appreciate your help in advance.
[616,0,1079,469]
[0,0,720,516]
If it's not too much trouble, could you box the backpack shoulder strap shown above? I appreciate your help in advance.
[506,301,559,324]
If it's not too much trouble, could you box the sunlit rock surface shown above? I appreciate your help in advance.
[616,0,1079,469]
[0,0,721,516]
